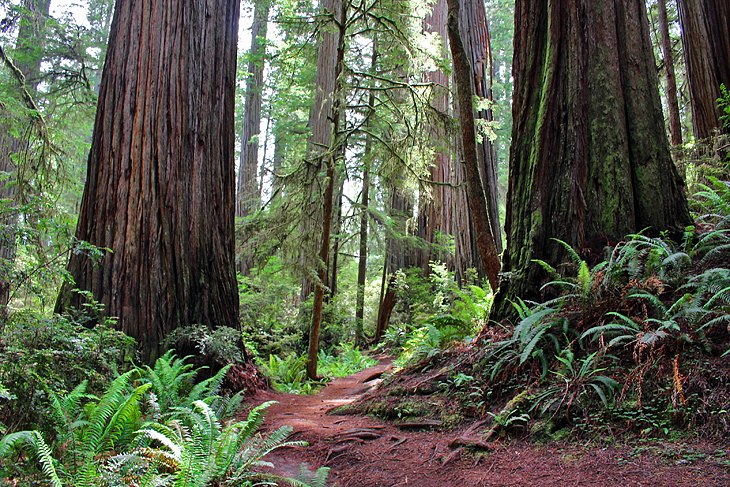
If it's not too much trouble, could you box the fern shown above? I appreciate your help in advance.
[132,400,326,487]
[139,351,234,420]
[0,430,62,487]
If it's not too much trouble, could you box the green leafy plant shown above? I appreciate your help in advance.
[0,370,150,486]
[138,350,233,419]
[532,349,618,418]
[0,311,135,434]
[131,400,328,486]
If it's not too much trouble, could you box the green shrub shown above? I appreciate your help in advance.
[0,311,135,433]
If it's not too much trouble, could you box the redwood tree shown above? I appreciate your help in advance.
[446,0,500,291]
[657,0,683,146]
[236,0,272,274]
[418,0,501,283]
[56,0,242,362]
[495,0,691,318]
[677,0,730,139]
[306,0,346,379]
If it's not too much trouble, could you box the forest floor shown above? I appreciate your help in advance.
[249,358,730,486]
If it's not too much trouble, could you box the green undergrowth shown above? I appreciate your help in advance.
[376,263,494,369]
[362,179,730,443]
[260,343,377,394]
[0,323,328,486]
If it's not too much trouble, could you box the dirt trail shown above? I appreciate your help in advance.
[250,360,730,486]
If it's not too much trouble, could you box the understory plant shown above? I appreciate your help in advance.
[260,344,376,394]
[0,352,326,486]
[464,181,730,436]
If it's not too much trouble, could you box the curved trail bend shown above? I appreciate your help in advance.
[249,359,729,486]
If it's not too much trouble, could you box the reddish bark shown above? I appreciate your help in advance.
[236,0,271,274]
[494,0,691,319]
[446,0,501,291]
[677,0,730,139]
[658,0,683,146]
[306,0,347,380]
[56,0,242,362]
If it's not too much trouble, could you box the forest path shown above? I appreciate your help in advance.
[249,359,729,487]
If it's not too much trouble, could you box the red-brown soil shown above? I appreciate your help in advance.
[250,360,730,486]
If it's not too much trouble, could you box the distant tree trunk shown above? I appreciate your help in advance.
[299,0,342,304]
[446,0,500,291]
[306,0,346,380]
[375,274,396,343]
[658,0,683,146]
[56,0,243,363]
[0,0,50,322]
[272,137,284,197]
[494,0,691,319]
[236,0,271,275]
[355,43,377,345]
[459,0,502,255]
[355,158,370,344]
[677,0,730,139]
[328,170,345,300]
[375,185,416,342]
[0,119,22,322]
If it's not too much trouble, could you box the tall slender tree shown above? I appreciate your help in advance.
[0,0,51,321]
[56,0,243,362]
[677,0,730,139]
[446,0,500,291]
[237,0,272,275]
[657,0,683,146]
[306,0,347,380]
[458,0,502,256]
[494,0,691,318]
[418,0,501,284]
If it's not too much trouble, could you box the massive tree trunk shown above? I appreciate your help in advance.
[306,0,346,380]
[236,0,271,274]
[658,0,683,146]
[446,0,501,291]
[56,0,242,362]
[494,0,691,319]
[0,0,51,322]
[677,0,730,139]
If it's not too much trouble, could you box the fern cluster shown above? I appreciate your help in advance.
[0,353,327,486]
[469,183,730,434]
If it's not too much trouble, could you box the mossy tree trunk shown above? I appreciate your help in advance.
[56,0,243,363]
[418,0,501,284]
[299,0,342,304]
[494,0,691,320]
[677,0,730,139]
[458,0,502,256]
